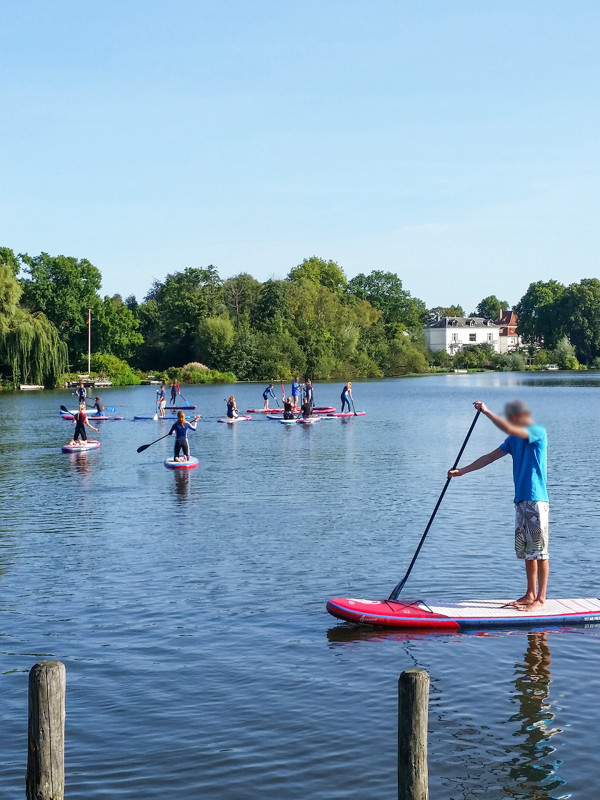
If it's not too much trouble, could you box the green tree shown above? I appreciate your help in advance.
[554,279,600,364]
[473,295,508,320]
[0,263,67,386]
[198,315,235,369]
[514,280,565,349]
[288,256,347,293]
[429,305,465,318]
[347,270,426,330]
[95,295,143,362]
[223,273,262,322]
[19,251,103,357]
[454,343,495,369]
[549,336,579,370]
[137,266,224,367]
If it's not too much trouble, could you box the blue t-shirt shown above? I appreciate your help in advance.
[499,424,548,503]
[291,381,300,396]
[169,421,196,440]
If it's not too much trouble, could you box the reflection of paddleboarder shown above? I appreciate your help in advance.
[506,631,558,796]
[69,403,99,445]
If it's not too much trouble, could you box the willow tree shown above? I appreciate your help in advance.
[0,264,68,386]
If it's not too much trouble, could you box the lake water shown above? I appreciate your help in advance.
[1,373,600,799]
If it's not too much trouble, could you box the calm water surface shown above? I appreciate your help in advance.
[1,374,600,798]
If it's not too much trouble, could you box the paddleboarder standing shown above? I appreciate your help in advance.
[169,380,180,406]
[291,377,301,409]
[69,403,99,445]
[157,384,167,417]
[448,399,549,612]
[262,383,277,409]
[303,378,314,410]
[341,382,353,413]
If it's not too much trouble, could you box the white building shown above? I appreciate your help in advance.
[424,316,500,355]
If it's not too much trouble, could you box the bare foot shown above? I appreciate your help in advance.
[504,594,535,608]
[517,599,547,613]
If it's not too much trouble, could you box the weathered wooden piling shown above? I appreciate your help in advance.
[27,660,66,800]
[398,668,429,800]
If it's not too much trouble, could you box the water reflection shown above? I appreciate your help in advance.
[66,452,93,477]
[327,627,564,797]
[173,471,191,501]
[506,631,564,798]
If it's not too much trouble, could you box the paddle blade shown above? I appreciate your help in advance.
[60,404,69,412]
[136,443,151,453]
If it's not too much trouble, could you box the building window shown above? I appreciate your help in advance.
[469,333,476,342]
[487,333,493,342]
[452,333,458,342]
[510,337,516,344]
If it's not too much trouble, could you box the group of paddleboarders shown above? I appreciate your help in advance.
[155,381,185,417]
[448,399,549,612]
[262,379,350,415]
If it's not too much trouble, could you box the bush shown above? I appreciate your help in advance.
[89,353,141,385]
[428,349,453,368]
[549,337,579,370]
[497,352,527,371]
[453,343,495,369]
[167,366,236,384]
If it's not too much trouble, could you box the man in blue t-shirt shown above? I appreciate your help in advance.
[448,399,549,612]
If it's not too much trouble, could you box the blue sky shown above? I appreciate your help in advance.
[2,1,598,311]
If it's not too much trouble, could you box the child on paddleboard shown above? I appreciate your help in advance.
[262,383,276,409]
[282,396,295,420]
[448,399,549,612]
[168,411,201,461]
[157,385,167,417]
[69,404,99,446]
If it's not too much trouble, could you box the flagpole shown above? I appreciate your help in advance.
[88,308,91,375]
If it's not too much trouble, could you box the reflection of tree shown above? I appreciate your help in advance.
[505,632,564,798]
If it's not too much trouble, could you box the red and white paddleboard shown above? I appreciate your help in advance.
[326,597,600,630]
[218,415,252,423]
[326,411,366,418]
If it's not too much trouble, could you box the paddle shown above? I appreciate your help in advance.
[388,410,481,600]
[137,432,171,454]
[178,390,191,407]
[60,405,70,413]
[351,396,357,416]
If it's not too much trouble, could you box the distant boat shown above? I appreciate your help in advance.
[19,384,45,391]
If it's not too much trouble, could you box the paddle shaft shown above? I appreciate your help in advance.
[351,396,357,416]
[137,432,171,453]
[388,410,480,600]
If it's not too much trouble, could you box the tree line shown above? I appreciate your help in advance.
[1,245,599,386]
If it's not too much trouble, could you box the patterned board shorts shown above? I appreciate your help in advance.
[515,501,550,561]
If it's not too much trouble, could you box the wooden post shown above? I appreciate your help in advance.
[398,668,429,800]
[27,661,66,800]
